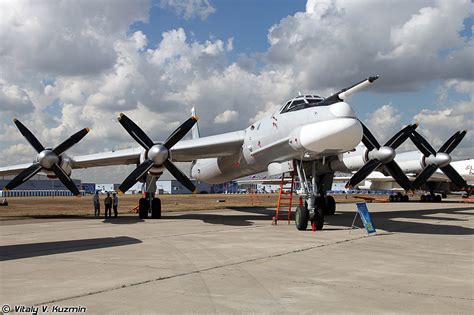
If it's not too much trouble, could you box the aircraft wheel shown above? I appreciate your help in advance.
[312,206,324,230]
[402,195,409,202]
[420,195,426,202]
[151,198,161,219]
[324,195,336,215]
[426,195,433,202]
[389,195,394,202]
[138,198,149,219]
[295,205,309,231]
[434,195,442,202]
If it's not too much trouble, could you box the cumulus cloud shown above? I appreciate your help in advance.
[0,82,34,113]
[214,110,238,124]
[159,0,216,20]
[412,80,473,158]
[364,104,402,143]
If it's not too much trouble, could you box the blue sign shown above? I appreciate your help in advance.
[356,203,376,235]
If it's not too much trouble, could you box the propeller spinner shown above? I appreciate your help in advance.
[345,122,418,191]
[3,119,90,196]
[409,130,468,190]
[117,113,198,194]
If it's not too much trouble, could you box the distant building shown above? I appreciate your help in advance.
[0,174,82,197]
[156,179,211,194]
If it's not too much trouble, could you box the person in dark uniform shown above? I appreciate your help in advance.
[104,192,112,218]
[112,192,119,218]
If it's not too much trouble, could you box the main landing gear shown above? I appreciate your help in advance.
[293,160,336,231]
[420,193,443,203]
[138,192,161,219]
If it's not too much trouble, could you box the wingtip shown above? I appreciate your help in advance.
[193,188,200,194]
[85,127,91,133]
[192,115,199,121]
[13,118,18,123]
[3,188,10,192]
[117,113,125,121]
[118,190,124,195]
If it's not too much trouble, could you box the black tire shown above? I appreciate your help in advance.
[324,195,336,216]
[434,195,442,202]
[389,195,395,202]
[313,206,324,230]
[151,198,161,219]
[138,198,149,219]
[394,195,400,202]
[421,195,426,202]
[402,195,409,202]
[426,195,433,202]
[295,205,309,231]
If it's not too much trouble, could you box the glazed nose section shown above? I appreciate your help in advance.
[299,118,362,153]
[329,102,356,118]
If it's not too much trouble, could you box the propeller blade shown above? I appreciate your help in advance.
[345,159,382,188]
[4,163,42,191]
[13,119,45,153]
[50,163,80,196]
[118,159,155,194]
[53,128,90,155]
[440,130,467,154]
[163,159,197,193]
[163,116,198,149]
[409,130,436,156]
[384,124,417,149]
[384,160,413,191]
[412,164,438,189]
[360,121,380,150]
[117,113,154,150]
[440,164,467,189]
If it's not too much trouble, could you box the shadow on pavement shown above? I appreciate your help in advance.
[0,236,142,261]
[165,205,474,235]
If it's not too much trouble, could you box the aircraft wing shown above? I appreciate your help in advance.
[170,131,245,162]
[0,131,245,175]
[71,148,142,169]
[0,163,35,177]
[73,131,245,167]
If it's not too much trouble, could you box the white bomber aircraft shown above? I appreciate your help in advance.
[0,75,470,230]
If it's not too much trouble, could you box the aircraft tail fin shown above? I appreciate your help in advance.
[191,106,200,139]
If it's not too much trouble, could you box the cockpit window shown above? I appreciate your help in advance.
[280,95,325,113]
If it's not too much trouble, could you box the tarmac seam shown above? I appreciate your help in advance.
[33,234,371,306]
[292,279,473,301]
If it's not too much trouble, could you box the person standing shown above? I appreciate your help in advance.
[112,192,119,218]
[93,191,100,217]
[104,192,112,218]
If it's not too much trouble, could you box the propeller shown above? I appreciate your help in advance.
[3,119,90,196]
[409,130,468,190]
[117,113,198,194]
[345,122,418,191]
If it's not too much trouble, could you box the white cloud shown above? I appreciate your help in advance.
[214,110,238,124]
[0,82,34,113]
[159,0,216,20]
[364,104,402,144]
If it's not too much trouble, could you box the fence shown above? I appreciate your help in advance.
[0,190,86,197]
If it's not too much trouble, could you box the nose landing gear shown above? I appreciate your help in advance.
[294,160,327,231]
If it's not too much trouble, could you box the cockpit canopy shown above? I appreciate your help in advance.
[280,95,325,113]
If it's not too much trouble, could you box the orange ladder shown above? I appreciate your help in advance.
[273,171,296,225]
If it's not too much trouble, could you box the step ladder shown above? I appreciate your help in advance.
[273,171,296,225]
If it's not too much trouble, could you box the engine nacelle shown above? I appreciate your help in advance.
[191,158,225,184]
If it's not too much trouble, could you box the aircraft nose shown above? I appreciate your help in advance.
[296,118,362,153]
[329,102,356,118]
